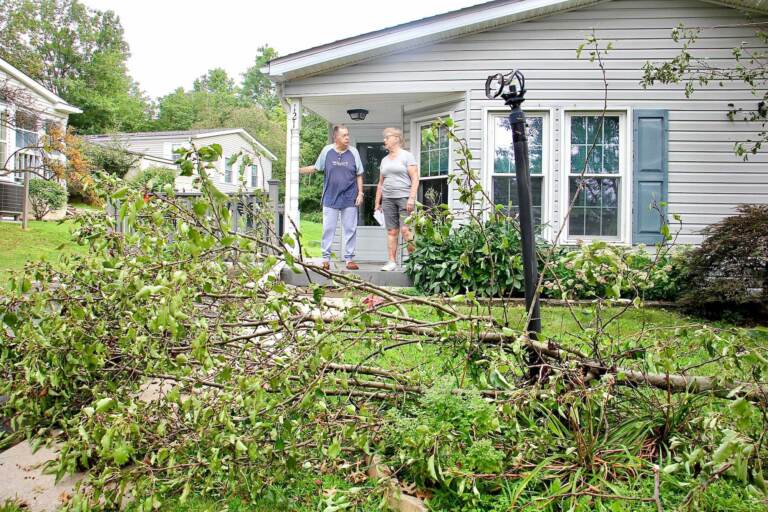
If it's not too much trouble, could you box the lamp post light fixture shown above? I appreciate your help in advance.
[485,69,544,380]
[346,108,369,121]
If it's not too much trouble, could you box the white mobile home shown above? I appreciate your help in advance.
[0,56,81,219]
[86,128,278,194]
[265,0,768,262]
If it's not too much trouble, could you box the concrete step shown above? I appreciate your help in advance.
[281,261,412,288]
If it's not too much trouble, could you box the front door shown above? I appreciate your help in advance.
[352,142,389,262]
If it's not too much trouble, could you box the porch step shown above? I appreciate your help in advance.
[280,261,412,288]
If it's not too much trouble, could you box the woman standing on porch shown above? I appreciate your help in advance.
[374,127,419,272]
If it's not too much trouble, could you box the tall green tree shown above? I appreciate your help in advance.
[241,45,279,111]
[0,0,152,133]
[154,48,331,210]
[155,69,244,130]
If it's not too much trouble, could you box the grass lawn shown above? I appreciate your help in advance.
[299,215,322,258]
[0,220,86,278]
[137,303,762,512]
[68,200,103,211]
[339,304,731,381]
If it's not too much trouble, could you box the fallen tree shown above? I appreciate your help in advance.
[1,142,766,511]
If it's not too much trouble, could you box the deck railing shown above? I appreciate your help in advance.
[106,180,283,243]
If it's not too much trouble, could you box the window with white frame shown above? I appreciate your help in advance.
[14,109,38,149]
[490,113,546,226]
[250,164,259,188]
[565,113,624,239]
[224,157,232,183]
[170,143,183,163]
[12,110,43,183]
[418,123,449,208]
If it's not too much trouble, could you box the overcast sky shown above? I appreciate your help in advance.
[80,0,483,99]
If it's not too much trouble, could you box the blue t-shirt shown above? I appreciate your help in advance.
[315,144,364,209]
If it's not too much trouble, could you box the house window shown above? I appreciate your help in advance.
[170,143,183,161]
[250,164,259,188]
[224,158,232,183]
[44,120,61,135]
[418,123,449,208]
[566,113,624,239]
[14,110,38,149]
[490,113,546,226]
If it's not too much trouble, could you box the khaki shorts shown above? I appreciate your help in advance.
[382,196,409,230]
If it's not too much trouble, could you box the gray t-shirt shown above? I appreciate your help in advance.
[380,150,417,199]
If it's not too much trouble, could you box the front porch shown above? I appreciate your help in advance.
[282,90,468,267]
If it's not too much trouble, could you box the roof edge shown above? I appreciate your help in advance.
[264,0,597,81]
[88,128,278,162]
[0,57,82,114]
[265,0,768,82]
[193,129,278,161]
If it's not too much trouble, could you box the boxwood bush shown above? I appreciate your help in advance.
[130,166,177,193]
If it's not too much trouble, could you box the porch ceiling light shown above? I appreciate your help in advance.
[346,108,368,121]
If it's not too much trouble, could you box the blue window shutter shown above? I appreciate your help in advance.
[633,109,668,244]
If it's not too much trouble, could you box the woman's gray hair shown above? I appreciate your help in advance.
[383,127,404,147]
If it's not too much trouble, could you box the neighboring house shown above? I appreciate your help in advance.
[85,129,277,194]
[264,0,768,262]
[0,56,81,219]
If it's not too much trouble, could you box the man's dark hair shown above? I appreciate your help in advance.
[332,124,349,140]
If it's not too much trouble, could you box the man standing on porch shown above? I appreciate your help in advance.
[299,124,364,271]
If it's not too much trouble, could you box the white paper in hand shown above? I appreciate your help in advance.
[373,209,386,227]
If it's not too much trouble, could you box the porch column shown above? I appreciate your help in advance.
[284,97,302,248]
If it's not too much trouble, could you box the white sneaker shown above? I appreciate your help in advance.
[380,261,397,272]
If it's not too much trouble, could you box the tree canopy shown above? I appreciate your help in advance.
[1,2,329,208]
[0,0,151,134]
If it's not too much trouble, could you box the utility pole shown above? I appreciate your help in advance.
[21,167,29,230]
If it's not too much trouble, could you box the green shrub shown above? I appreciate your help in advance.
[678,204,768,320]
[85,141,140,179]
[544,241,687,301]
[406,215,685,301]
[383,385,503,503]
[28,179,67,220]
[130,166,177,193]
[301,210,323,224]
[404,215,525,297]
[298,173,323,218]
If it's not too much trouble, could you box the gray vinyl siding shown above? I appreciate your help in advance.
[284,0,768,244]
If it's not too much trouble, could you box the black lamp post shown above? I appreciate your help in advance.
[485,70,544,379]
